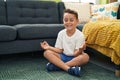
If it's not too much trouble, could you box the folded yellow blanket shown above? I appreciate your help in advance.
[82,20,120,65]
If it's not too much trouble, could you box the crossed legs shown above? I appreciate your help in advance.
[43,50,89,71]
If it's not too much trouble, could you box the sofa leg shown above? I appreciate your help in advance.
[115,70,120,77]
[115,65,120,77]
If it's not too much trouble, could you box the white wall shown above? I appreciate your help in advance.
[62,0,99,4]
[81,0,99,4]
[62,0,80,2]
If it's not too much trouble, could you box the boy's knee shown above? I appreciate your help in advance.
[44,50,49,57]
[84,53,89,63]
[43,50,51,57]
[78,53,89,64]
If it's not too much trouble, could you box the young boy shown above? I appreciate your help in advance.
[40,9,89,77]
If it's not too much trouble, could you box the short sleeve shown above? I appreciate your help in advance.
[55,31,63,49]
[75,32,85,49]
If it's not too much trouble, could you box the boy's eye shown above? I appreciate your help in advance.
[64,18,74,22]
[70,19,74,22]
[64,19,68,22]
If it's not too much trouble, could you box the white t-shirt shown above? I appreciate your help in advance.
[55,29,85,56]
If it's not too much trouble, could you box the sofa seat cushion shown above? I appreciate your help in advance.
[15,24,64,39]
[0,25,17,41]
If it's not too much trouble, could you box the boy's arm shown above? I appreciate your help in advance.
[40,41,63,53]
[47,46,63,54]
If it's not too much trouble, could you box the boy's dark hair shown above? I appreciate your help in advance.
[64,9,78,19]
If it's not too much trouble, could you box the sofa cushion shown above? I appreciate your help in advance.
[6,1,60,25]
[64,2,91,24]
[77,23,86,31]
[0,25,17,41]
[91,2,120,21]
[0,0,7,25]
[58,2,65,24]
[15,24,64,39]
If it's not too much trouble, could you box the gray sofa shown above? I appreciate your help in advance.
[0,0,66,54]
[0,0,83,55]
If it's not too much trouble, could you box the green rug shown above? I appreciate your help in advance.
[0,52,119,80]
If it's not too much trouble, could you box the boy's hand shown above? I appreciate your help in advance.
[74,43,86,56]
[40,41,50,50]
[82,43,86,50]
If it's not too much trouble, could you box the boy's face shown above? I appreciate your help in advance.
[63,13,79,31]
